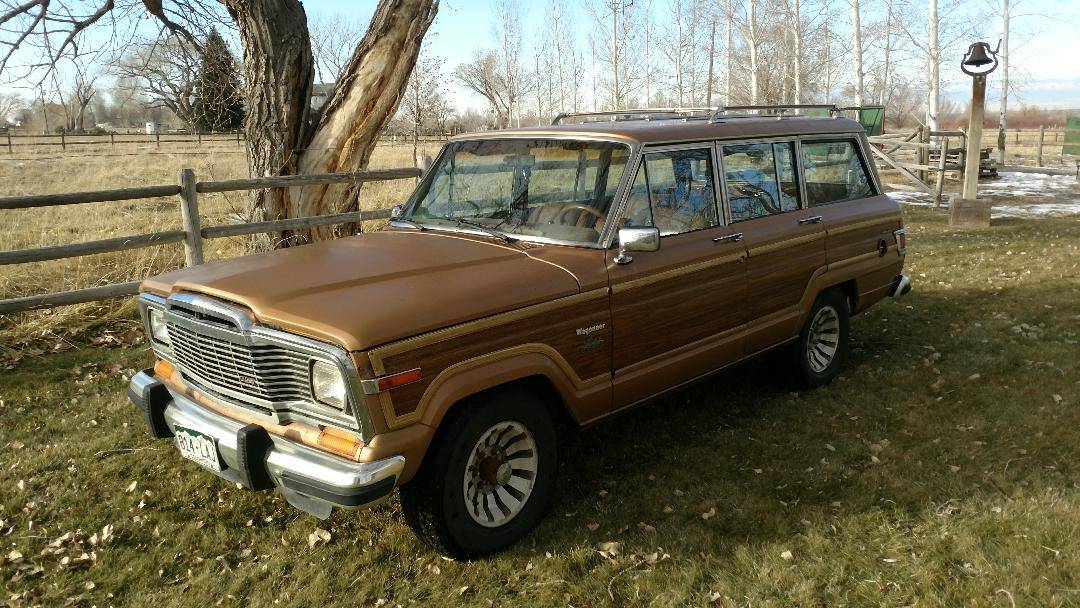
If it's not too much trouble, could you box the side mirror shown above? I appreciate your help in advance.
[391,205,404,219]
[614,227,660,265]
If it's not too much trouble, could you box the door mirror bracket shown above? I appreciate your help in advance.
[614,227,661,265]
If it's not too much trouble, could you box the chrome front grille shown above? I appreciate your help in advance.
[166,322,312,405]
[140,292,372,439]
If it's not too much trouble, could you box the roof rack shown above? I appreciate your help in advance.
[709,104,843,122]
[551,108,716,125]
[550,104,853,127]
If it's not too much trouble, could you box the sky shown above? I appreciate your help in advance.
[310,0,1080,112]
[2,0,1078,113]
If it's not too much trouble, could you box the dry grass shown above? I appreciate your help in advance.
[0,206,1077,606]
[0,142,439,350]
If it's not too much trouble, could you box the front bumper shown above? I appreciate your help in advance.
[127,370,403,519]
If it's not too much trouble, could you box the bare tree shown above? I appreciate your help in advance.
[0,91,24,123]
[493,0,526,125]
[455,51,512,128]
[1,0,439,247]
[398,49,450,163]
[309,13,367,85]
[62,61,100,132]
[114,35,201,129]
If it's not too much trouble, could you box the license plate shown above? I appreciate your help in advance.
[175,426,222,472]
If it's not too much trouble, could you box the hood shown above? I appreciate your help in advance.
[142,231,584,351]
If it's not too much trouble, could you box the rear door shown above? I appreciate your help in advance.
[717,139,827,354]
[607,144,748,409]
[799,136,903,308]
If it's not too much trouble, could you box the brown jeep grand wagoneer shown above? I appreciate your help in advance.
[128,108,911,557]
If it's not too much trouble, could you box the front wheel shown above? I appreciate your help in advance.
[791,290,850,388]
[399,388,557,558]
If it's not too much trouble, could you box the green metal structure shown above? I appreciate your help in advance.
[1064,116,1080,155]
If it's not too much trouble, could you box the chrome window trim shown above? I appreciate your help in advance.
[138,292,375,441]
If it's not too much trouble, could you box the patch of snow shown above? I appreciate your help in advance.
[886,171,1080,220]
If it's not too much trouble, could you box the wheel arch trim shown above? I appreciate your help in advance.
[380,343,609,432]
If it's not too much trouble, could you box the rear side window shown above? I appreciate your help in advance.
[800,140,876,206]
[722,142,800,223]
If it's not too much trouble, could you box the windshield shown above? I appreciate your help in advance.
[404,138,632,245]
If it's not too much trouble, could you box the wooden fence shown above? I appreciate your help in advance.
[3,131,245,152]
[0,167,422,315]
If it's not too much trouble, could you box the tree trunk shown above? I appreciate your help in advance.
[725,0,733,105]
[227,0,316,249]
[748,0,760,105]
[823,6,832,102]
[850,0,863,106]
[226,0,436,248]
[294,0,436,241]
[879,0,893,106]
[705,15,716,107]
[996,0,1009,164]
[926,0,940,132]
[791,0,801,104]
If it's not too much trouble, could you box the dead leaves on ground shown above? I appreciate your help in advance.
[0,524,115,585]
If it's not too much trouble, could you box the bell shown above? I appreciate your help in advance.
[963,43,993,67]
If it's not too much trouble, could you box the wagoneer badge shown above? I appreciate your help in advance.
[575,323,606,337]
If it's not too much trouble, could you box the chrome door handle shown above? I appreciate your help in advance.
[712,232,743,243]
[798,215,824,224]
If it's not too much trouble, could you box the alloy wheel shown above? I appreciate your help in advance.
[462,421,538,528]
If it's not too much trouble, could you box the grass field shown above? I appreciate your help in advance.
[1,206,1077,606]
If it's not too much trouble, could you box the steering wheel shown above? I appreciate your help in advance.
[736,183,782,215]
[557,204,606,226]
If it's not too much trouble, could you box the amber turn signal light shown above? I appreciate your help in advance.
[154,358,175,380]
[317,426,362,458]
[377,368,421,391]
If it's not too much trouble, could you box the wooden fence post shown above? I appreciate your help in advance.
[155,131,161,148]
[6,131,11,154]
[1036,125,1045,167]
[60,131,66,151]
[178,168,204,266]
[934,137,949,208]
[236,131,242,146]
[197,130,202,146]
[109,132,115,147]
[917,126,929,183]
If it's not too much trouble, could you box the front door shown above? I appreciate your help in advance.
[607,145,748,409]
[718,140,827,354]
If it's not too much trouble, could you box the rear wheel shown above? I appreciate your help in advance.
[791,290,850,388]
[399,387,557,558]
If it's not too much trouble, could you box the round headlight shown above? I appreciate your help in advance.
[148,308,170,345]
[311,360,347,409]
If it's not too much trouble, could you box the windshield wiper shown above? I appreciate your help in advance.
[390,217,428,231]
[442,216,517,243]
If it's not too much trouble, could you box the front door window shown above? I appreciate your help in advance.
[619,148,719,236]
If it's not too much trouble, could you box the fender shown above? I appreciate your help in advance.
[798,250,904,323]
[411,343,611,431]
[366,344,610,483]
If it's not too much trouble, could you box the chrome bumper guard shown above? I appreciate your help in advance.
[127,370,404,519]
[890,274,913,298]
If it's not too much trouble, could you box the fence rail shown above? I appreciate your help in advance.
[0,166,422,315]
